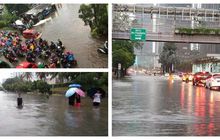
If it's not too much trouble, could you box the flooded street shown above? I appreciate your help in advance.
[34,4,107,68]
[113,75,220,136]
[0,4,107,68]
[0,91,108,136]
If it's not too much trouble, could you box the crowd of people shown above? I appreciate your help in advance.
[0,31,77,68]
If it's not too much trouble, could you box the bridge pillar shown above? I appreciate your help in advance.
[133,5,135,14]
[190,8,191,20]
[182,8,184,20]
[159,7,160,18]
[212,10,215,21]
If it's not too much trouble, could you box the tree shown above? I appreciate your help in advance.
[4,4,31,16]
[159,43,179,74]
[21,72,33,81]
[79,4,108,38]
[2,77,32,92]
[113,49,135,70]
[112,40,139,70]
[36,72,49,81]
[175,61,192,72]
[34,80,51,94]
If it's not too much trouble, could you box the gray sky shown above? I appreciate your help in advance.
[0,71,14,84]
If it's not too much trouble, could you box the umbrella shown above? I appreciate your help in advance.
[87,87,106,98]
[65,87,85,97]
[65,87,77,98]
[68,84,81,88]
[16,61,38,68]
[75,88,85,97]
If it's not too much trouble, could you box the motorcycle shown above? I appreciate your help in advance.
[49,54,60,68]
[97,41,108,54]
[5,53,18,63]
[39,50,51,59]
[26,53,36,63]
[60,53,77,68]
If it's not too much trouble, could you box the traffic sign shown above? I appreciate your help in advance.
[130,28,147,41]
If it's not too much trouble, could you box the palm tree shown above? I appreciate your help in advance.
[21,72,33,81]
[35,72,49,81]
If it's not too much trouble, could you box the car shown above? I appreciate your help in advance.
[193,72,211,86]
[182,73,193,82]
[23,29,42,39]
[205,73,220,90]
[16,61,38,68]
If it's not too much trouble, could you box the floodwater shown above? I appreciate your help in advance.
[113,75,220,136]
[34,4,107,68]
[0,91,108,136]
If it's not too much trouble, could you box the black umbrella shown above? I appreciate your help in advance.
[0,60,11,68]
[87,87,106,98]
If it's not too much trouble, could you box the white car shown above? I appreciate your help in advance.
[205,73,220,90]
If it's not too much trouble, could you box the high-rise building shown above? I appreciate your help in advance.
[134,4,220,70]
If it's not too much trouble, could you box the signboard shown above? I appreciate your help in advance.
[130,28,147,41]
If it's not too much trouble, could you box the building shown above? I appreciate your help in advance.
[192,55,220,73]
[133,4,220,71]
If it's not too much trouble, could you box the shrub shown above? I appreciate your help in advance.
[0,20,7,28]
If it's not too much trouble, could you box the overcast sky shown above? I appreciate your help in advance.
[0,72,15,84]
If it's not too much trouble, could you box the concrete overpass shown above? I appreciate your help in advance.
[112,5,220,44]
[112,32,220,44]
[113,4,220,21]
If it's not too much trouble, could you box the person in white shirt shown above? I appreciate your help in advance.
[93,90,102,107]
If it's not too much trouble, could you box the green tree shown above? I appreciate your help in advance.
[79,4,108,38]
[112,40,139,71]
[36,72,49,81]
[113,49,135,69]
[175,61,192,72]
[159,43,179,74]
[21,72,33,81]
[4,4,31,16]
[2,77,32,92]
[35,80,51,94]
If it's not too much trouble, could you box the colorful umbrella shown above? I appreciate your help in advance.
[75,88,85,97]
[68,84,81,88]
[65,87,85,97]
[65,87,77,97]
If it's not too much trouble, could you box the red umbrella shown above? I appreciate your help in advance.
[16,62,37,68]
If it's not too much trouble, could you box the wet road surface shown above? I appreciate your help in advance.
[113,75,220,136]
[0,92,108,136]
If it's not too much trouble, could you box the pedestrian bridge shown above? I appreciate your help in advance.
[112,5,220,44]
[113,4,220,21]
[112,31,220,44]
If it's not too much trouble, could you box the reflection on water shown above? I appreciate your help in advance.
[0,92,108,136]
[113,76,220,136]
